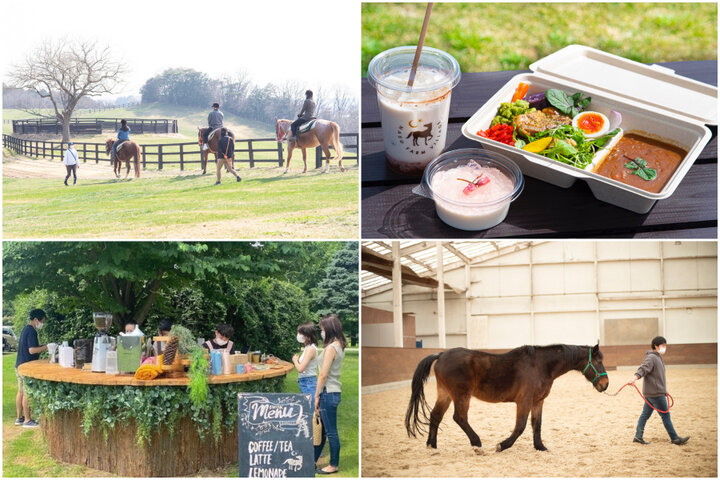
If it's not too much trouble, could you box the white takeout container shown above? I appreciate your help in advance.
[413,148,524,230]
[462,45,716,213]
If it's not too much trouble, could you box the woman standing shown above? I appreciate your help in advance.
[63,142,79,186]
[314,314,346,475]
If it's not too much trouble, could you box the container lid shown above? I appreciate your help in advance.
[529,45,717,125]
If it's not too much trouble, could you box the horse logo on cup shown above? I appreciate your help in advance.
[397,119,443,156]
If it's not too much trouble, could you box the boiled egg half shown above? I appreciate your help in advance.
[572,111,609,139]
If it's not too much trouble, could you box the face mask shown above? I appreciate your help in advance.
[658,346,667,355]
[36,321,44,331]
[296,334,305,343]
[215,337,228,346]
[321,330,326,341]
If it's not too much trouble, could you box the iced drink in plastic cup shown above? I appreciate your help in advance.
[368,46,461,176]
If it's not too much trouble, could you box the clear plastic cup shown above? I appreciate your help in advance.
[368,46,461,176]
[413,148,524,230]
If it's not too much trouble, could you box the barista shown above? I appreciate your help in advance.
[15,309,48,428]
[123,320,144,336]
[153,319,173,355]
[202,323,236,353]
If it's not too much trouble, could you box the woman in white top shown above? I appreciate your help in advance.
[314,314,346,475]
[63,142,80,186]
[292,322,319,395]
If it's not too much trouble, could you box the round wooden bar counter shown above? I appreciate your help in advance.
[18,359,294,385]
[19,359,294,477]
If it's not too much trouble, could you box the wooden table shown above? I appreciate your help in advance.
[18,358,293,385]
[362,60,717,238]
[19,359,294,476]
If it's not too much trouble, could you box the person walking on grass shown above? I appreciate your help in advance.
[63,142,79,186]
[630,336,690,446]
[314,314,346,475]
[214,128,242,185]
[15,309,48,428]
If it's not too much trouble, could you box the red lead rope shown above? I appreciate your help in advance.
[605,382,675,413]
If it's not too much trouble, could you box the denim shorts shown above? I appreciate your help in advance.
[298,375,317,396]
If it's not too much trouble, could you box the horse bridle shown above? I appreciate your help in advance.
[582,348,608,384]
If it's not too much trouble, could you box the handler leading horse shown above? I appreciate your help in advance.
[198,127,235,174]
[105,139,141,178]
[405,344,609,453]
[276,119,344,174]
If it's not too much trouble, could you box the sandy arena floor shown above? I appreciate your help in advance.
[361,368,717,477]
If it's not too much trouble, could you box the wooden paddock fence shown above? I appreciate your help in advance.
[12,118,179,135]
[2,133,358,170]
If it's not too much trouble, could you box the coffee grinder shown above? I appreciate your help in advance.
[91,312,114,372]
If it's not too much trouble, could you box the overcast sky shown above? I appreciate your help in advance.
[1,0,358,99]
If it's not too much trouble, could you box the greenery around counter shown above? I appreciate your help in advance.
[23,375,285,446]
[362,3,718,75]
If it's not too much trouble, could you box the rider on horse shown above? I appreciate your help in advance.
[203,102,224,150]
[111,119,131,163]
[290,90,316,140]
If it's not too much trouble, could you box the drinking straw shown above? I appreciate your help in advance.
[407,3,434,87]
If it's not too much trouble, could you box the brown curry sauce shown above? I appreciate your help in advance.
[594,133,688,193]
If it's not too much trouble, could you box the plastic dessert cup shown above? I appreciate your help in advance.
[414,148,524,230]
[368,46,461,176]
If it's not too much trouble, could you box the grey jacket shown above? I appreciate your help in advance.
[208,110,224,129]
[298,99,316,120]
[635,350,667,397]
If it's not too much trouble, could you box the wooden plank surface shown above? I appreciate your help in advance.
[17,359,293,386]
[361,60,718,238]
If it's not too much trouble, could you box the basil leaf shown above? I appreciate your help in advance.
[624,156,657,181]
[546,89,573,115]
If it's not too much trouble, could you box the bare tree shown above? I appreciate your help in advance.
[8,38,127,142]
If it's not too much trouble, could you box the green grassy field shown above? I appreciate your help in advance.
[362,3,718,74]
[3,349,359,477]
[3,104,358,238]
[2,163,358,238]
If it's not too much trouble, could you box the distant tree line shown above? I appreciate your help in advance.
[140,68,358,133]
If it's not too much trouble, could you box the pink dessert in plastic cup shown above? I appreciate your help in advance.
[419,149,524,230]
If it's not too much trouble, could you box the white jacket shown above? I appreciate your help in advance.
[64,148,79,166]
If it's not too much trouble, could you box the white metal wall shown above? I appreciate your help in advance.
[362,241,717,348]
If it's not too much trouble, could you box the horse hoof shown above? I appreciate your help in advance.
[495,444,503,452]
[473,447,484,456]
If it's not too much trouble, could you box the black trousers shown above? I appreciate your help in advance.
[65,164,77,184]
[291,118,311,137]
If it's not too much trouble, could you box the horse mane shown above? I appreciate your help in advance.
[516,344,585,368]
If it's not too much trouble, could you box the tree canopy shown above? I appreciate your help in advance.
[3,241,357,357]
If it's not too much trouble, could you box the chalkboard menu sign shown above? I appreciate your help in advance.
[238,393,314,477]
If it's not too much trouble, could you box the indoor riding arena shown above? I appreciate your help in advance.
[361,241,717,477]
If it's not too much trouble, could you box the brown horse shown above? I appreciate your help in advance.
[275,119,344,174]
[105,139,141,178]
[405,344,609,453]
[198,127,235,174]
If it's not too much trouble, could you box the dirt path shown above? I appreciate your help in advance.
[2,155,193,179]
[362,368,717,477]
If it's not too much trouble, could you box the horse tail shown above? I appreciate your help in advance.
[405,352,441,438]
[331,122,343,161]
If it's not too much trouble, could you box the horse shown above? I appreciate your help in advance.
[275,118,344,174]
[198,127,235,174]
[405,343,609,453]
[105,139,141,178]
[407,122,434,146]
